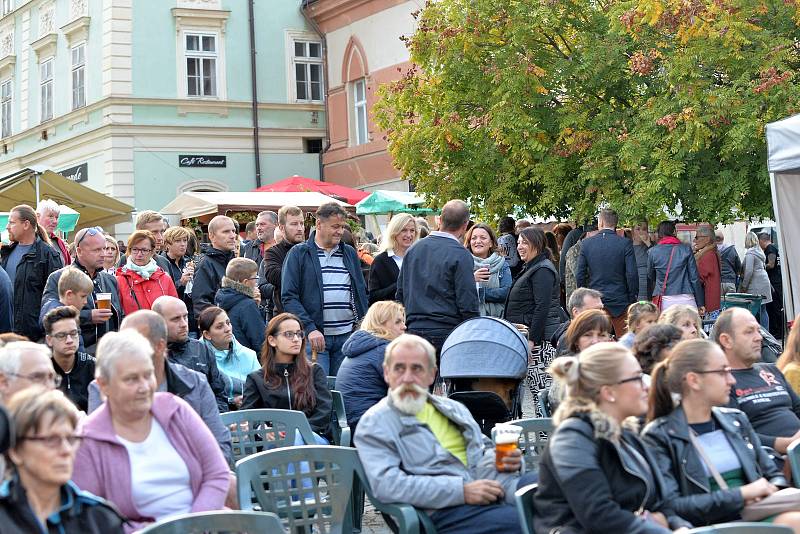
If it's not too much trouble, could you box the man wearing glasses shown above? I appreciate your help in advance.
[41,226,124,353]
[0,341,58,403]
[43,306,95,412]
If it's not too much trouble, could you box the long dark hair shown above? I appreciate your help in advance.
[648,339,715,422]
[518,227,550,261]
[261,313,315,412]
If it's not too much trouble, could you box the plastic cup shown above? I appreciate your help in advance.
[493,424,522,471]
[96,293,112,310]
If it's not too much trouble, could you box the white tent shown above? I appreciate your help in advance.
[765,114,800,322]
[161,191,354,220]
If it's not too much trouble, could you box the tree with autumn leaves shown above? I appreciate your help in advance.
[373,0,800,223]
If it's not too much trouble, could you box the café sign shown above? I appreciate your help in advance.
[179,155,227,168]
[58,162,88,183]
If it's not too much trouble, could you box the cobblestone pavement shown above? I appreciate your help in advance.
[357,385,537,533]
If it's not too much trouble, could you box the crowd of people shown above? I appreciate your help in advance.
[0,197,797,533]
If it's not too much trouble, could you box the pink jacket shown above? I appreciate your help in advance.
[73,393,229,533]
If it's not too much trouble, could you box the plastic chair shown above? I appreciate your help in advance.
[138,510,284,533]
[330,390,351,447]
[327,375,336,390]
[514,483,537,534]
[687,524,793,533]
[236,445,425,534]
[508,418,554,472]
[538,387,552,417]
[221,409,317,467]
[787,439,800,487]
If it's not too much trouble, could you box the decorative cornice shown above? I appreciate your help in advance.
[61,16,90,45]
[305,0,408,27]
[30,32,57,59]
[0,54,15,80]
[171,7,230,34]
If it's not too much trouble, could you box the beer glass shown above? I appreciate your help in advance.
[493,424,523,471]
[96,293,112,310]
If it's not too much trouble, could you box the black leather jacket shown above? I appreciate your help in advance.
[642,406,787,526]
[534,398,691,534]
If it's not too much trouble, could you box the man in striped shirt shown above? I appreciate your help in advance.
[281,203,368,375]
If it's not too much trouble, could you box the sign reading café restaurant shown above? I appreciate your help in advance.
[58,162,88,183]
[178,155,227,168]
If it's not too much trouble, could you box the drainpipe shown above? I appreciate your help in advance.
[248,0,262,188]
[301,0,330,182]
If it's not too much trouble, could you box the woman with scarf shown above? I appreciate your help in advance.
[692,224,722,320]
[647,221,704,314]
[465,223,511,318]
[116,230,178,315]
[741,231,773,329]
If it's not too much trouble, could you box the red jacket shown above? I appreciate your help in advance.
[696,249,722,312]
[116,267,178,315]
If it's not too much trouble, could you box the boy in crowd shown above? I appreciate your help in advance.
[215,257,265,354]
[42,306,95,412]
[40,267,93,352]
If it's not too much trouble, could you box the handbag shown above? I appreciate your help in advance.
[690,430,800,521]
[652,246,676,311]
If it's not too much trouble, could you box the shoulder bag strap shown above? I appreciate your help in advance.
[661,246,677,295]
[689,430,729,490]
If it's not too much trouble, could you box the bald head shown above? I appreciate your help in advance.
[208,215,237,252]
[121,310,168,347]
[152,296,189,343]
[439,199,470,234]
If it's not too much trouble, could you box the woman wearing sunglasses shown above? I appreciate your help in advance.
[0,387,124,533]
[643,339,800,529]
[241,313,332,442]
[116,230,178,315]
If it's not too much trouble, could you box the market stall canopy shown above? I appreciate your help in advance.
[161,191,354,220]
[253,175,369,205]
[56,205,80,233]
[355,190,437,215]
[0,167,134,229]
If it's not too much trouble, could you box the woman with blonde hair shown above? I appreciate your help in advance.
[368,214,419,304]
[741,231,772,329]
[777,316,800,394]
[337,301,406,432]
[534,343,690,533]
[659,304,704,340]
[102,235,120,274]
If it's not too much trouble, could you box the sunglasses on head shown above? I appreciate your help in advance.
[76,226,103,247]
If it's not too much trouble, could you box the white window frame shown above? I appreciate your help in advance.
[71,42,86,110]
[182,31,219,99]
[1,0,13,17]
[1,78,11,138]
[291,38,323,103]
[352,78,368,146]
[39,57,53,123]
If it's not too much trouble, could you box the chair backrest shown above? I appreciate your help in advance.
[221,409,317,467]
[687,523,793,533]
[538,387,552,417]
[330,390,351,447]
[327,375,337,390]
[236,445,359,534]
[137,510,284,534]
[514,483,537,534]
[508,417,554,471]
[788,439,800,487]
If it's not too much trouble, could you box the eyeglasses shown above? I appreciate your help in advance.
[275,330,304,340]
[246,276,259,281]
[130,247,153,255]
[693,366,733,377]
[8,372,62,387]
[76,226,103,247]
[21,434,82,448]
[51,330,80,341]
[616,373,646,386]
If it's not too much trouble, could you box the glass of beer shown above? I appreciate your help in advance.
[96,293,112,310]
[493,424,523,471]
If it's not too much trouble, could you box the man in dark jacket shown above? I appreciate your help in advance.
[192,215,236,317]
[243,210,277,266]
[153,295,229,412]
[282,202,368,376]
[716,231,741,296]
[0,266,12,333]
[396,199,479,356]
[41,228,123,352]
[575,209,638,337]
[0,205,62,341]
[262,205,305,315]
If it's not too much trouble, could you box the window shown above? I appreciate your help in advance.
[1,79,10,138]
[304,138,323,153]
[185,33,217,97]
[293,40,322,102]
[353,78,368,145]
[40,58,53,122]
[1,0,12,16]
[71,43,85,110]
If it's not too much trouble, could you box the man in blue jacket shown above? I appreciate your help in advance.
[281,202,368,376]
[575,209,638,337]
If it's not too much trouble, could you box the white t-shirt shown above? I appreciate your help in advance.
[117,419,194,520]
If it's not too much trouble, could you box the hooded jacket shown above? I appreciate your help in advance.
[0,475,125,534]
[336,330,390,430]
[192,247,233,317]
[741,246,772,303]
[534,398,692,534]
[642,405,786,526]
[214,277,265,353]
[1,237,62,340]
[200,336,260,402]
[116,265,178,315]
[167,338,230,412]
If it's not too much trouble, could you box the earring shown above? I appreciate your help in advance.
[609,397,616,403]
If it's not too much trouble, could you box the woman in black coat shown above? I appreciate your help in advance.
[504,227,566,415]
[643,339,800,529]
[368,213,419,304]
[535,343,692,534]
[242,312,332,439]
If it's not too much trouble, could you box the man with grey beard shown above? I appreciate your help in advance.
[354,334,534,533]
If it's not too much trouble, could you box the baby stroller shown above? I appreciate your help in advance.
[440,317,528,437]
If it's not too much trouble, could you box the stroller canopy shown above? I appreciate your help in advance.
[440,317,528,379]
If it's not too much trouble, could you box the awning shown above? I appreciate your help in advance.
[0,167,134,229]
[355,190,437,215]
[161,191,354,220]
[253,175,369,205]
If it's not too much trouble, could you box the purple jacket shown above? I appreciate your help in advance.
[73,392,229,533]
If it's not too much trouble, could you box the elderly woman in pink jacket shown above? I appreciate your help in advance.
[72,330,229,533]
